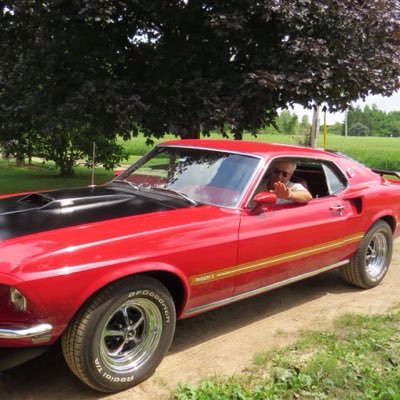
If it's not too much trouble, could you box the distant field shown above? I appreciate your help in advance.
[0,133,399,194]
[120,133,400,170]
[314,135,400,171]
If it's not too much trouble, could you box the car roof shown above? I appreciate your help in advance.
[159,139,341,160]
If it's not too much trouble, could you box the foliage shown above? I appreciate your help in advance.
[348,105,400,137]
[327,122,344,136]
[348,121,370,137]
[34,134,128,177]
[276,110,298,135]
[174,310,400,400]
[0,0,399,166]
[0,1,137,175]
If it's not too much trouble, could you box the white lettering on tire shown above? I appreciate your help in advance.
[94,358,135,382]
[128,290,171,323]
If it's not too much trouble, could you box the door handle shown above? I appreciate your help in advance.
[330,205,345,215]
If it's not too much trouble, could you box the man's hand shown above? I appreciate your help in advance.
[273,181,291,200]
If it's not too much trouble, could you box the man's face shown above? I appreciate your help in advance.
[270,161,294,184]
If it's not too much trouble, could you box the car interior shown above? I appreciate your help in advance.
[292,163,330,198]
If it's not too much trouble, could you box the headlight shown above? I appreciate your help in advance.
[0,285,28,312]
[10,287,27,312]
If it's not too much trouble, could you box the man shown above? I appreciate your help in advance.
[261,160,312,204]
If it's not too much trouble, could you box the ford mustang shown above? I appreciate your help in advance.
[1,139,399,392]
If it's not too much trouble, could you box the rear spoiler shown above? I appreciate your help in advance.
[372,169,400,179]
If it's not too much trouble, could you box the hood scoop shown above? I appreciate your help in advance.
[18,193,55,207]
[1,190,134,216]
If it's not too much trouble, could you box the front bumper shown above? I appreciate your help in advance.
[0,323,53,343]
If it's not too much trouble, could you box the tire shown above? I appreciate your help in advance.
[341,220,393,289]
[61,276,176,393]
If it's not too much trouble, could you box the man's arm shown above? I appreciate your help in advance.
[274,182,312,203]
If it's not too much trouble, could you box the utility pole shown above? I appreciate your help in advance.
[310,105,320,148]
[322,105,327,148]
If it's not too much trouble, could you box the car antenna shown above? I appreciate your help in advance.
[89,142,96,188]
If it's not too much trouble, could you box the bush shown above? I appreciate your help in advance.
[348,122,370,136]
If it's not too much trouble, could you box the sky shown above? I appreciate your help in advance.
[290,90,400,125]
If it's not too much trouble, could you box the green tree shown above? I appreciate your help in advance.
[327,122,344,136]
[347,105,400,137]
[276,111,298,135]
[348,122,370,136]
[1,1,399,174]
[386,112,400,137]
[292,115,312,146]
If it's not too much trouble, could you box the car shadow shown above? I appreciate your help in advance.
[0,270,361,399]
[171,269,360,353]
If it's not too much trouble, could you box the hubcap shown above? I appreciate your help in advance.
[365,232,387,279]
[99,298,163,373]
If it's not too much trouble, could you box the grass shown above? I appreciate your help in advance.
[174,309,400,400]
[0,160,113,194]
[1,133,399,194]
[315,135,400,171]
[120,133,400,170]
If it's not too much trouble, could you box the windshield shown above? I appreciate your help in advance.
[114,146,261,207]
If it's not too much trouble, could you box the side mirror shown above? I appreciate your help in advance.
[250,192,277,214]
[253,192,277,205]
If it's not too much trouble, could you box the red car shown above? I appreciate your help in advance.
[1,139,399,392]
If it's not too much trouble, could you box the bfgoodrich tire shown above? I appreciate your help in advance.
[341,220,393,289]
[61,276,176,393]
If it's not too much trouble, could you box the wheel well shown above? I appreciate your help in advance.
[139,271,185,315]
[66,271,186,337]
[379,216,397,233]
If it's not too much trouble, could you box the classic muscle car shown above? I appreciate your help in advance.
[1,139,399,392]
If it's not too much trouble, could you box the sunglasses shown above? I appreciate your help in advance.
[272,168,291,178]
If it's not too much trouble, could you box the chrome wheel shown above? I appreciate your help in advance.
[341,220,393,289]
[62,276,176,392]
[99,298,163,373]
[365,232,388,280]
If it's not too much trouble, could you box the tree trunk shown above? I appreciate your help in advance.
[59,165,75,177]
[184,122,201,139]
[16,157,25,167]
[58,156,75,177]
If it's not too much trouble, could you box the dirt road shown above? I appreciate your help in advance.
[1,240,400,400]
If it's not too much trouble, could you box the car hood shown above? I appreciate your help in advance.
[0,184,194,241]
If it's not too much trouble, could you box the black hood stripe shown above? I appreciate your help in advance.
[0,186,192,241]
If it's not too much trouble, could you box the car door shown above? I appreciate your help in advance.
[234,159,361,296]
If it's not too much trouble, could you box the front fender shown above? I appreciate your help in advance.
[69,261,191,320]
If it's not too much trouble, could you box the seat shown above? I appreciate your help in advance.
[291,175,309,190]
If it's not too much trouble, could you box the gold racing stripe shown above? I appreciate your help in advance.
[189,233,364,285]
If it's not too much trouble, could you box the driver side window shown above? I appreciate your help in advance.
[251,157,348,205]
